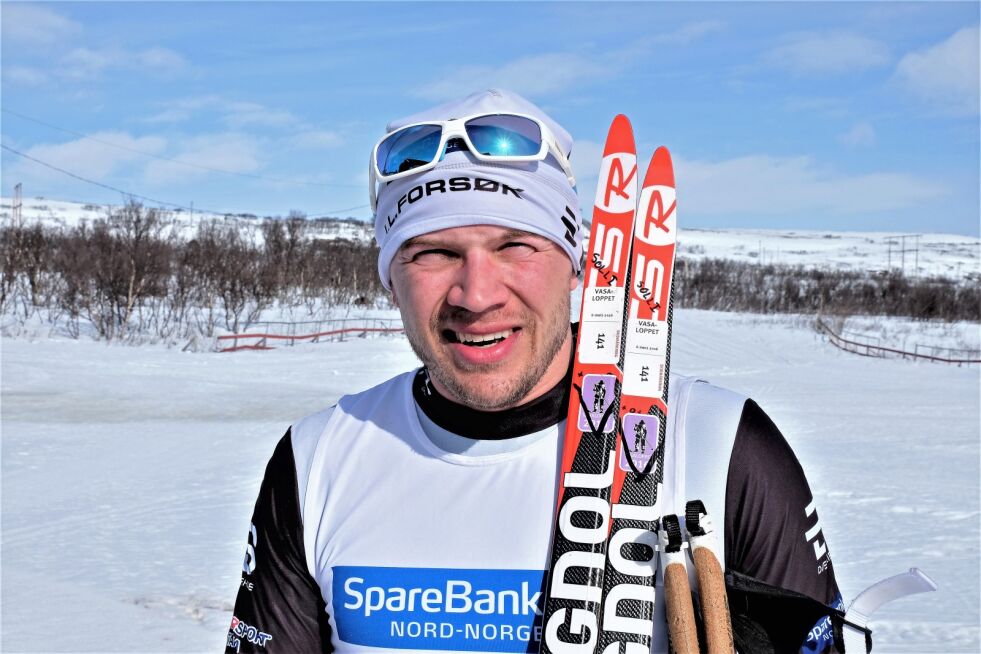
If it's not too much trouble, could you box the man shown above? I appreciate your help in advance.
[227,89,842,653]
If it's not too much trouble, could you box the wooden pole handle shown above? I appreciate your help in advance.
[692,545,734,654]
[664,561,700,654]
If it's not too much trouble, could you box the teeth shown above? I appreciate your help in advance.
[455,329,512,344]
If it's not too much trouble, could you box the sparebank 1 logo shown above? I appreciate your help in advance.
[243,522,257,575]
[333,566,546,653]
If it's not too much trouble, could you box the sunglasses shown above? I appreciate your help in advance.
[369,112,576,211]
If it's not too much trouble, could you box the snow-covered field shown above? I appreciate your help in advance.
[0,196,373,243]
[2,309,978,652]
[677,228,979,281]
[3,196,979,281]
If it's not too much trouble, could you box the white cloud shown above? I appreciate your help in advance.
[142,96,301,129]
[0,4,80,49]
[143,133,260,185]
[782,96,852,119]
[60,47,115,78]
[140,95,224,124]
[8,132,167,184]
[413,52,608,102]
[141,108,194,124]
[650,20,725,46]
[3,65,48,86]
[59,46,187,80]
[766,31,891,75]
[223,102,298,129]
[412,21,722,105]
[288,130,343,150]
[838,122,876,147]
[674,154,946,216]
[896,26,980,115]
[137,46,187,70]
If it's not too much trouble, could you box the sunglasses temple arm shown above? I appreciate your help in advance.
[553,141,577,187]
[368,151,379,213]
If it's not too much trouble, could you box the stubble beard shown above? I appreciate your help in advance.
[403,294,571,411]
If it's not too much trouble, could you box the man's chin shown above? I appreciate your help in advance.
[433,370,528,411]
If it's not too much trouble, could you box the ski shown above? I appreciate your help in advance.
[540,114,639,654]
[595,146,680,653]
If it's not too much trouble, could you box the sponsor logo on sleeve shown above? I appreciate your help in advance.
[243,522,258,575]
[227,616,273,652]
[804,500,831,575]
[802,593,845,653]
[333,566,545,652]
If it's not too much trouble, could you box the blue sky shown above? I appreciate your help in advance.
[2,1,978,235]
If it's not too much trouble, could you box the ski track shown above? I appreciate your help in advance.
[1,311,978,652]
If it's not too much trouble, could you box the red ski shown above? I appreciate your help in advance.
[540,115,639,654]
[596,147,679,653]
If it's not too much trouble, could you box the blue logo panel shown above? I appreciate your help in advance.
[332,566,546,652]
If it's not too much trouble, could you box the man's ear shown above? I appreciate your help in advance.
[390,287,399,309]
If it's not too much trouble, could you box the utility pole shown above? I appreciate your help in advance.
[885,234,919,276]
[12,182,22,226]
[901,234,906,275]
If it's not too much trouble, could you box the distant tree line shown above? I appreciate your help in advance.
[2,202,977,344]
[1,202,385,342]
[673,257,980,322]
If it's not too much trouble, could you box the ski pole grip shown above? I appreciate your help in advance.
[692,546,734,654]
[686,500,734,654]
[661,515,700,654]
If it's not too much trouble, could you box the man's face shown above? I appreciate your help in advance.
[390,225,577,411]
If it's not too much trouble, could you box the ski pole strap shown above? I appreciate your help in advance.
[684,499,707,536]
[841,568,937,653]
[662,514,684,553]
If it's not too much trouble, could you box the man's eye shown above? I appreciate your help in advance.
[412,248,455,262]
[501,242,536,254]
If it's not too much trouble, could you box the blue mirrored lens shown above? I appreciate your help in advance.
[376,124,442,175]
[465,115,542,157]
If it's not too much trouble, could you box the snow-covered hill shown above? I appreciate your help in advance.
[0,195,373,243]
[3,196,978,281]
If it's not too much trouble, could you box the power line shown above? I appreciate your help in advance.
[308,204,371,219]
[1,144,366,219]
[3,143,203,212]
[2,107,362,188]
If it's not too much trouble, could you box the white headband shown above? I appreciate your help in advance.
[372,89,583,290]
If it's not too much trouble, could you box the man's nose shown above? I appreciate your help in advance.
[446,251,508,313]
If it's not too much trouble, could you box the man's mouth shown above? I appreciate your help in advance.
[444,328,517,347]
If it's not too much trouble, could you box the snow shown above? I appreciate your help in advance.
[2,310,978,652]
[0,195,373,243]
[677,228,980,281]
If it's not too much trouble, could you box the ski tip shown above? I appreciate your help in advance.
[643,146,674,188]
[603,114,636,156]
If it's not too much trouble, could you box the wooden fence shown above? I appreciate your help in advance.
[217,318,404,352]
[815,318,980,365]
